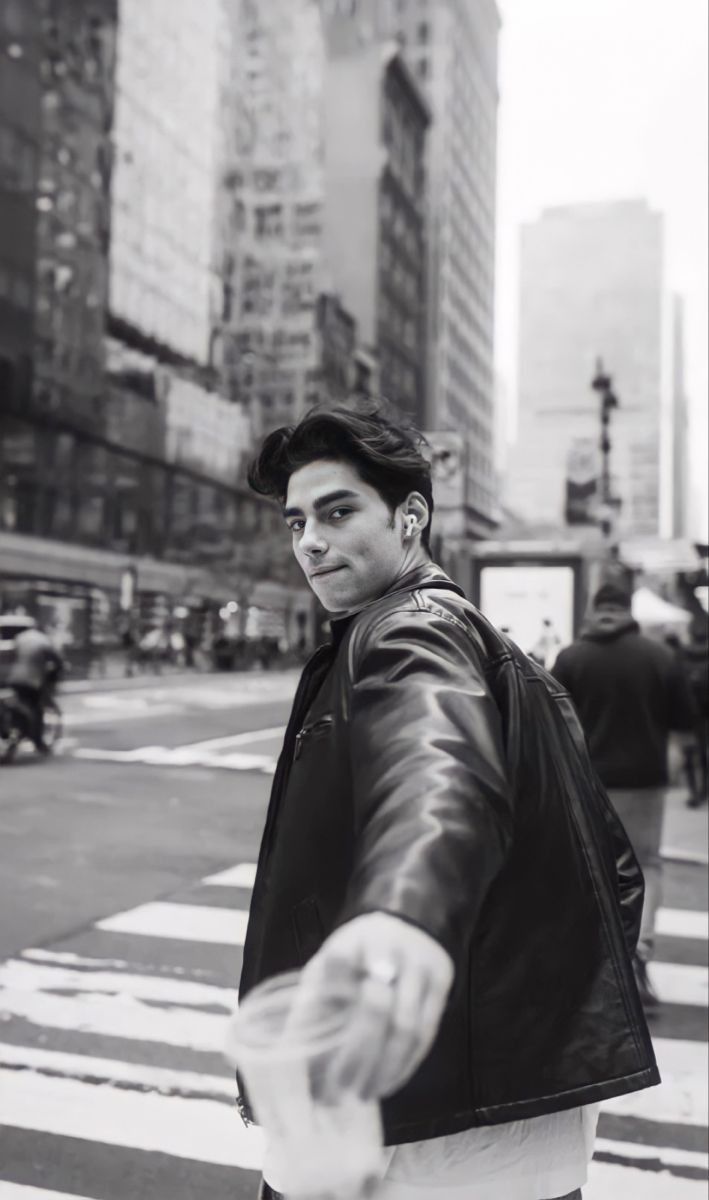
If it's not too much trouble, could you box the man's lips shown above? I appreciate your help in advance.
[309,565,346,579]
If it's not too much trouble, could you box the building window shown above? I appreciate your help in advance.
[255,204,283,238]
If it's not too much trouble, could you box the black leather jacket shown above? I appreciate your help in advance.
[239,565,659,1144]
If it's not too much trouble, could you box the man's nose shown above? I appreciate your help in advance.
[299,519,328,556]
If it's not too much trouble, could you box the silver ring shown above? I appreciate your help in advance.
[366,958,399,987]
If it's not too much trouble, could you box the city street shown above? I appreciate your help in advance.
[0,670,707,1199]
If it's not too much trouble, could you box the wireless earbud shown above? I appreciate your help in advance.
[405,515,417,537]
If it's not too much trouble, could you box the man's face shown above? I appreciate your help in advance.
[284,459,412,614]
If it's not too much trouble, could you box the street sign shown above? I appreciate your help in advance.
[565,437,600,525]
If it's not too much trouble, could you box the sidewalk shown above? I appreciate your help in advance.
[662,786,709,866]
[61,656,301,695]
[62,670,216,695]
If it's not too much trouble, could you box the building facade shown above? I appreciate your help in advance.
[221,0,333,438]
[0,0,41,415]
[670,295,689,539]
[322,40,429,426]
[0,1,308,668]
[322,0,501,537]
[509,200,665,538]
[109,0,227,367]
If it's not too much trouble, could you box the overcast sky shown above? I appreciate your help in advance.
[495,0,708,537]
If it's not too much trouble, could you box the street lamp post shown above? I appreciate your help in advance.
[591,358,621,540]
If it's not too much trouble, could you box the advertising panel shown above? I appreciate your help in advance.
[564,437,600,526]
[479,564,575,665]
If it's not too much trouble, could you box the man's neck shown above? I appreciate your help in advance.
[334,554,434,620]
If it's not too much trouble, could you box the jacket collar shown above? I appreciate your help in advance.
[328,562,463,647]
[581,607,640,642]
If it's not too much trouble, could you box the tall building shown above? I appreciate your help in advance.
[0,0,41,414]
[508,200,665,537]
[322,0,501,538]
[109,0,226,368]
[220,0,366,440]
[671,295,689,538]
[0,1,305,670]
[1,0,119,564]
[31,0,116,435]
[322,41,429,426]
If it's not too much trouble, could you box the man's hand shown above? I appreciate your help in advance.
[294,912,454,1101]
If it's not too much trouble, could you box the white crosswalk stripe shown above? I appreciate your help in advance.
[0,956,237,1008]
[0,1068,264,1169]
[0,861,706,1198]
[96,901,249,944]
[0,1186,102,1200]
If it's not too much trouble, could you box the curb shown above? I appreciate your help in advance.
[60,668,299,695]
[661,845,709,867]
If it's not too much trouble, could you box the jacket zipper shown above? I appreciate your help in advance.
[252,646,333,864]
[294,715,333,760]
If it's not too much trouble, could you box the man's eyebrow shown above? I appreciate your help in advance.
[283,489,360,519]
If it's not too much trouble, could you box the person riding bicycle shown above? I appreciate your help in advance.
[7,622,64,753]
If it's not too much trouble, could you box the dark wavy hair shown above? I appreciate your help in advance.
[247,401,434,552]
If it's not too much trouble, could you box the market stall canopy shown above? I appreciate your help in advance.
[632,587,692,629]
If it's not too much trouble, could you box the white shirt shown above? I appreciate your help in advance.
[263,1104,599,1198]
[379,1104,599,1199]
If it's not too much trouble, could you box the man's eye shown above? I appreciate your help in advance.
[329,507,352,521]
[289,520,304,533]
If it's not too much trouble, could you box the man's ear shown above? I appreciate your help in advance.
[402,492,430,535]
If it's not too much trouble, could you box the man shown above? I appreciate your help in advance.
[239,405,659,1200]
[8,621,64,753]
[529,617,562,670]
[552,583,695,1009]
[679,617,709,808]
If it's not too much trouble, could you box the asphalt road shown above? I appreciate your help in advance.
[0,670,707,1200]
[0,672,297,961]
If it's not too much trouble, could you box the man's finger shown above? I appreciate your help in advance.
[361,965,431,1098]
[320,973,394,1101]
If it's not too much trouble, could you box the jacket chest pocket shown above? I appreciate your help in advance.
[294,714,333,761]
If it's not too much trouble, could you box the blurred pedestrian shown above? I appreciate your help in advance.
[8,620,64,753]
[239,405,659,1200]
[552,583,696,1009]
[680,617,709,807]
[119,614,139,678]
[529,616,562,669]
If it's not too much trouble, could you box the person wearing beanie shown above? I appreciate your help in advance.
[552,583,696,1009]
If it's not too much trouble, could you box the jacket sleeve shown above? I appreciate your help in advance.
[337,609,512,962]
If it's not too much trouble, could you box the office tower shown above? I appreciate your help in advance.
[322,40,429,426]
[0,0,42,413]
[0,1,293,666]
[321,0,501,537]
[509,200,665,538]
[221,0,364,439]
[671,295,689,538]
[31,0,116,436]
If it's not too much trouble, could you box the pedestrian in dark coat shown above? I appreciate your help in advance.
[552,583,696,1009]
[677,618,709,807]
[240,406,659,1200]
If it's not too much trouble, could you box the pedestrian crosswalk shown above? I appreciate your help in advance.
[69,729,284,774]
[0,865,706,1198]
[62,675,299,730]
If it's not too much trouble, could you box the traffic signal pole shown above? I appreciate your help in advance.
[591,358,621,540]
